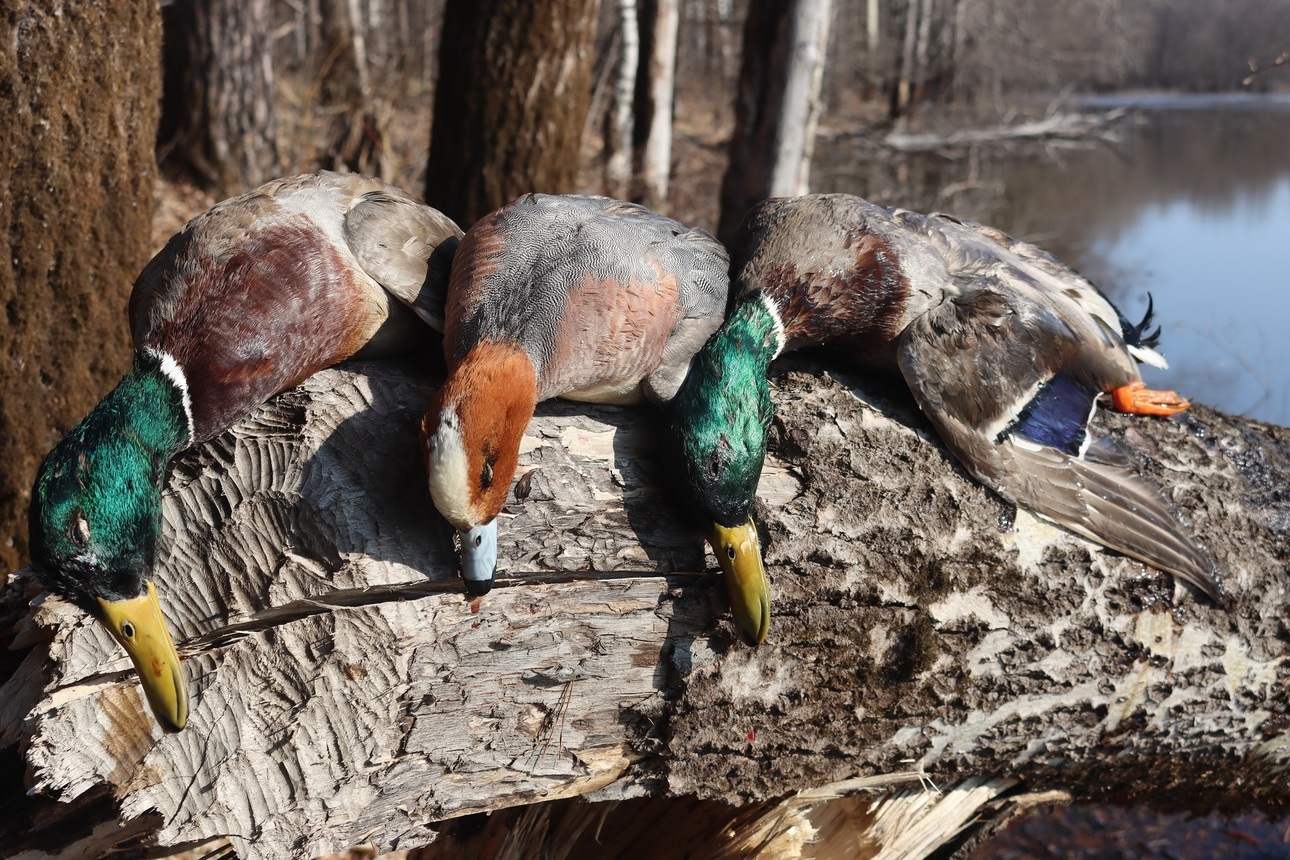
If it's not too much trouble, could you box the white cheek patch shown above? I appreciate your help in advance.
[146,347,195,444]
[425,405,476,529]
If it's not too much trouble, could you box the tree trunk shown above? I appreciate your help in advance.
[717,0,832,244]
[894,0,920,117]
[425,0,601,228]
[638,0,680,210]
[1,356,1287,859]
[767,0,831,199]
[605,0,640,198]
[0,3,160,577]
[159,0,278,195]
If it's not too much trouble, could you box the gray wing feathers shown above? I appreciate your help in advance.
[345,192,463,332]
[899,282,1081,436]
[915,210,1130,338]
[473,195,729,398]
[643,315,723,403]
[643,225,729,403]
[670,226,730,319]
[900,271,1136,438]
[998,440,1224,602]
[900,302,1223,602]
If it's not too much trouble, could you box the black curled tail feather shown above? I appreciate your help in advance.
[1120,293,1162,351]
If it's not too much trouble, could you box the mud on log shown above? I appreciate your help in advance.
[0,356,1287,859]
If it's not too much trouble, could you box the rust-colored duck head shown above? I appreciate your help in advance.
[421,342,538,595]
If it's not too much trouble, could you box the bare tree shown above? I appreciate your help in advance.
[638,0,681,209]
[159,0,278,194]
[425,0,601,227]
[717,0,832,243]
[605,0,640,197]
[318,0,387,177]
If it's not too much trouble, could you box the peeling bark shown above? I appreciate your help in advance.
[1,356,1286,859]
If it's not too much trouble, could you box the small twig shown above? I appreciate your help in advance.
[1243,50,1290,86]
[526,679,576,771]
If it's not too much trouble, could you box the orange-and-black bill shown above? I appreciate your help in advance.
[709,519,771,646]
[96,580,188,731]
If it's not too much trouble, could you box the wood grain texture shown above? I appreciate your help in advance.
[1,356,1287,859]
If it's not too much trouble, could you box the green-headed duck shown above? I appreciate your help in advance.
[28,171,462,730]
[672,193,1224,645]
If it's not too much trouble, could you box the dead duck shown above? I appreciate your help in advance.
[671,193,1224,645]
[27,171,462,730]
[421,193,730,596]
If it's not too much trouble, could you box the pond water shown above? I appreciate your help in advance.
[818,94,1290,427]
[993,94,1290,428]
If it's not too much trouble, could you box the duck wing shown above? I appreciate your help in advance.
[344,188,463,332]
[917,211,1168,367]
[896,270,1223,602]
[642,222,730,403]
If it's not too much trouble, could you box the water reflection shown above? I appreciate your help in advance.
[817,97,1290,426]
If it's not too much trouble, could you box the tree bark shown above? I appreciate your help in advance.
[767,0,831,199]
[159,0,279,195]
[1,357,1287,859]
[605,0,640,198]
[716,0,832,245]
[0,2,160,577]
[638,0,680,210]
[425,0,601,228]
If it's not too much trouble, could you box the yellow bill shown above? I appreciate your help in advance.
[709,519,771,646]
[97,580,188,731]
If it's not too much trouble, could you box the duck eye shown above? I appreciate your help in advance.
[474,534,483,548]
[480,460,494,491]
[121,621,135,639]
[67,513,90,548]
[726,545,737,560]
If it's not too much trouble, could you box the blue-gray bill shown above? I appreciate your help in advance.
[460,520,498,596]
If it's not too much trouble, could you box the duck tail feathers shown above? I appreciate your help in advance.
[1122,294,1169,369]
[998,438,1228,606]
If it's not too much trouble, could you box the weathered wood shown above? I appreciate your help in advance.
[1,354,1287,859]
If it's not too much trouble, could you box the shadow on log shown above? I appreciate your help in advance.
[1,354,1287,859]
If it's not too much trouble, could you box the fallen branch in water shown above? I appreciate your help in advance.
[881,110,1128,153]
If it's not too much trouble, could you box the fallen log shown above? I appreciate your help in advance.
[880,109,1129,153]
[1,353,1286,859]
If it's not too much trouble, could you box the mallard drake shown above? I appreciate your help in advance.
[421,193,729,595]
[27,171,462,731]
[672,193,1224,645]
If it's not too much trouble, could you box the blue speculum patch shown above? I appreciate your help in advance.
[1009,372,1097,456]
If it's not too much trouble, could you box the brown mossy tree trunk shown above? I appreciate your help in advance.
[425,0,600,228]
[0,2,161,577]
[0,358,1286,859]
